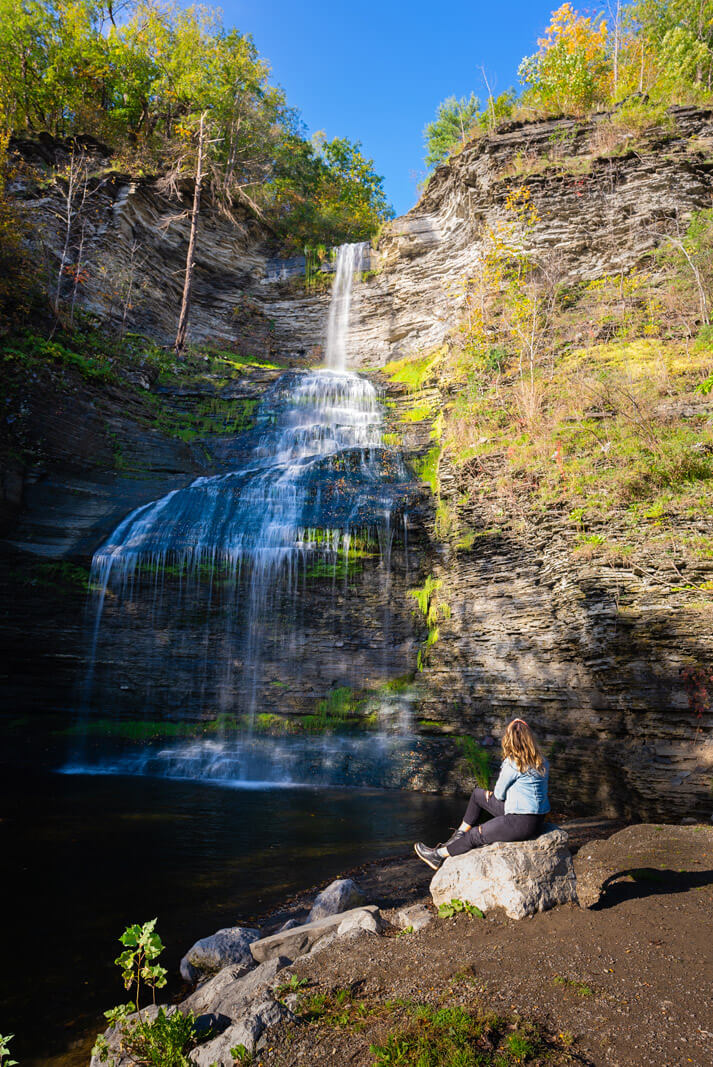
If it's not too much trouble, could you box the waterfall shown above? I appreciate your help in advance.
[67,243,419,787]
[325,242,368,371]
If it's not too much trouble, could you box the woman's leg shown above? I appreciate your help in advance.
[461,787,505,828]
[447,812,539,856]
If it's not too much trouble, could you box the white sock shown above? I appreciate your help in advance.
[437,847,449,858]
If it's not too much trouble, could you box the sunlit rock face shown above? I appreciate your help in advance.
[5,115,713,814]
[346,106,713,365]
[16,107,713,367]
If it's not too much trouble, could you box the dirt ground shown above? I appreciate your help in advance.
[252,819,713,1067]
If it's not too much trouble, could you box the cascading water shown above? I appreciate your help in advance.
[67,243,419,786]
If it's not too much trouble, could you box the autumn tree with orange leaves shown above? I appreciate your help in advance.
[518,3,610,114]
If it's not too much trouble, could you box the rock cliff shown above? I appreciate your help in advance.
[3,109,713,818]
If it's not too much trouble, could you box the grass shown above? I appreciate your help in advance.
[457,737,493,788]
[289,986,563,1066]
[553,976,595,998]
[369,1002,547,1066]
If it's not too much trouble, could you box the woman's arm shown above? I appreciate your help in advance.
[493,759,518,801]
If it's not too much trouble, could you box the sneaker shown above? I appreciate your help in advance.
[414,841,444,871]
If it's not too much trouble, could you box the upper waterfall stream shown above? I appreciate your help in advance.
[68,243,421,787]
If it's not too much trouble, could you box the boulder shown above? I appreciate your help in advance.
[250,906,383,964]
[307,878,365,922]
[180,926,261,983]
[429,827,577,920]
[336,909,381,936]
[181,956,291,1019]
[395,903,433,932]
[189,993,290,1066]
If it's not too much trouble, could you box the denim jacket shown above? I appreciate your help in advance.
[493,757,550,815]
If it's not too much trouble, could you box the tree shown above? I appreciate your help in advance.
[518,3,610,114]
[630,0,713,97]
[423,93,481,170]
[174,110,206,357]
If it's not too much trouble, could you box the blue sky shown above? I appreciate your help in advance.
[218,1,559,217]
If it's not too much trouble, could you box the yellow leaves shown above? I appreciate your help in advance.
[538,3,608,61]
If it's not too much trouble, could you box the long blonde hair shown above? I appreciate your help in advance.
[502,718,546,774]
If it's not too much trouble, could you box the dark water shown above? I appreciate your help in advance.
[1,769,461,1066]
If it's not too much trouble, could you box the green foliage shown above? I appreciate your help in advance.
[93,921,199,1066]
[412,445,441,494]
[0,1033,18,1067]
[457,737,492,788]
[409,575,450,671]
[277,974,308,996]
[114,918,167,1013]
[518,4,609,115]
[369,1001,540,1067]
[424,93,481,170]
[437,898,485,919]
[0,0,391,247]
[304,686,366,732]
[122,1008,198,1067]
[231,1044,254,1065]
[0,131,34,333]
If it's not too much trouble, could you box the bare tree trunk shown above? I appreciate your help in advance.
[175,112,206,359]
[69,219,86,327]
[481,67,496,131]
[613,0,621,98]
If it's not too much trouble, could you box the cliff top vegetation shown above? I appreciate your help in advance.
[425,0,713,170]
[0,0,393,249]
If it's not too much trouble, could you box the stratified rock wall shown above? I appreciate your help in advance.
[5,111,713,817]
[348,105,713,365]
[415,515,713,820]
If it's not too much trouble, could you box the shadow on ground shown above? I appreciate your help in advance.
[592,866,713,908]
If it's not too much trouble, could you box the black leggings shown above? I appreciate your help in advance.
[447,787,544,856]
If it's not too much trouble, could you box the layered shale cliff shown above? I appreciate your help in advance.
[3,109,713,817]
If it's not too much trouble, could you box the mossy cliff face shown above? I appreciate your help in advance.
[365,107,713,821]
[3,113,713,816]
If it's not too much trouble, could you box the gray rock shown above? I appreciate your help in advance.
[336,909,383,936]
[430,827,578,920]
[307,877,365,922]
[180,926,261,983]
[276,918,301,932]
[250,906,383,964]
[189,994,289,1066]
[181,956,291,1019]
[395,903,433,932]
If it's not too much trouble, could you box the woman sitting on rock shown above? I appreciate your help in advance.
[414,718,550,871]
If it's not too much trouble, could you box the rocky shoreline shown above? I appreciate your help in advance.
[91,818,713,1066]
